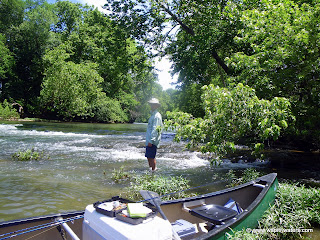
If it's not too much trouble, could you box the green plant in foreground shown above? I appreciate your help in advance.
[227,183,320,240]
[225,168,261,187]
[111,166,132,183]
[124,174,194,201]
[11,147,48,161]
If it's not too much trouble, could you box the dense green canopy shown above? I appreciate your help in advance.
[107,0,320,154]
[0,0,168,122]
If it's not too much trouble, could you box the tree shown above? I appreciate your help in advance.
[51,2,157,121]
[40,46,128,122]
[41,47,101,120]
[106,0,237,77]
[226,0,320,147]
[4,0,57,111]
[0,34,14,90]
[165,83,294,163]
[108,0,320,151]
[0,0,25,34]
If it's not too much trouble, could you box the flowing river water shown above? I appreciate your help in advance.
[0,121,319,227]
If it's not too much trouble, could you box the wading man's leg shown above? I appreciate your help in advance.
[148,158,156,171]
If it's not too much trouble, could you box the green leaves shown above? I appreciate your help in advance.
[165,83,294,163]
[1,0,158,122]
[0,34,14,79]
[228,0,320,144]
[0,100,20,120]
[11,147,49,161]
[41,47,101,120]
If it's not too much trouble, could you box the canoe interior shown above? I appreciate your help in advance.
[159,179,268,239]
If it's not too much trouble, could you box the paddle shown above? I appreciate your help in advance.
[140,190,181,240]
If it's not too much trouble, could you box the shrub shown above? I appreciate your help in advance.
[92,96,128,123]
[123,173,194,201]
[0,100,20,120]
[227,181,320,240]
[111,166,132,183]
[12,147,48,161]
[165,83,295,164]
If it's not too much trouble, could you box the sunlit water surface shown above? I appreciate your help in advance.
[0,121,318,225]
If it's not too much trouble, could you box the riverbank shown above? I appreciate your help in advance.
[228,181,320,240]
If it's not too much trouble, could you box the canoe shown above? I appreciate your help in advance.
[160,173,278,240]
[0,173,278,240]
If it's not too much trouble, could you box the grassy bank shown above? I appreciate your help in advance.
[228,182,320,240]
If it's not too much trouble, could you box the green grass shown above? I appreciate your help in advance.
[225,168,262,187]
[111,166,133,183]
[228,182,320,240]
[111,166,195,201]
[125,174,195,201]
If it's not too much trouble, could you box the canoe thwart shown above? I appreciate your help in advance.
[182,199,206,212]
[253,183,266,188]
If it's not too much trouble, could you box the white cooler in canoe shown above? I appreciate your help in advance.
[83,204,172,240]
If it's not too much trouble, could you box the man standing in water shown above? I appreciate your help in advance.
[145,98,162,172]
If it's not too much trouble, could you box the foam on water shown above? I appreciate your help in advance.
[0,122,243,222]
[0,123,104,138]
[158,152,209,169]
[220,158,269,169]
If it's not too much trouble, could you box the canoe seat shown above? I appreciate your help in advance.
[190,204,238,225]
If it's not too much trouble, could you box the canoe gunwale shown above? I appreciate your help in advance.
[0,211,84,229]
[161,173,277,207]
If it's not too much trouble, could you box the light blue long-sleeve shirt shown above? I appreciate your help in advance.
[146,110,163,147]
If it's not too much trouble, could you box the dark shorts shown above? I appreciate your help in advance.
[145,145,157,158]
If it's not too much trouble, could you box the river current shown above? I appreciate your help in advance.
[0,121,317,222]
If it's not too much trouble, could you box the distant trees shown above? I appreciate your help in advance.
[0,0,160,122]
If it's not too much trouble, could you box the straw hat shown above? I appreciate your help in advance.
[148,98,161,106]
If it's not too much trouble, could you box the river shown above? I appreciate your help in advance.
[0,121,319,223]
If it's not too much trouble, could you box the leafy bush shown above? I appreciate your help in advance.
[41,48,103,121]
[11,147,48,161]
[92,96,128,123]
[123,174,194,201]
[0,100,20,120]
[165,83,295,164]
[225,168,261,187]
[227,182,320,240]
[111,166,132,183]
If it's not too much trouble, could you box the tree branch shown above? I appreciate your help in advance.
[157,1,195,36]
[211,48,230,74]
[157,0,230,74]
